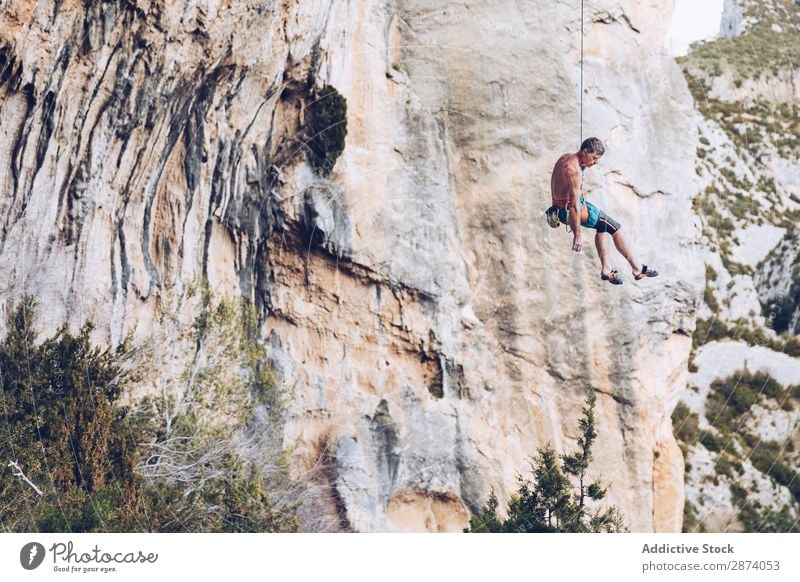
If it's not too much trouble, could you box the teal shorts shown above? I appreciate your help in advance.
[556,197,621,234]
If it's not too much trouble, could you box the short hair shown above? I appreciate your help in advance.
[580,137,605,156]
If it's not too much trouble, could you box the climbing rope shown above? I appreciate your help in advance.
[580,0,584,147]
[580,0,585,185]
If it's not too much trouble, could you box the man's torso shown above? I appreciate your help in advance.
[550,153,588,222]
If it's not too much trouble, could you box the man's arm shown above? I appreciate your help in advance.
[566,165,583,252]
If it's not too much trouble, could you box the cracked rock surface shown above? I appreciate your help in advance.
[0,0,701,531]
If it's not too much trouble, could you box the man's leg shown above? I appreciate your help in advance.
[595,232,611,277]
[611,229,642,273]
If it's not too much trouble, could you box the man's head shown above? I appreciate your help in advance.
[578,137,605,168]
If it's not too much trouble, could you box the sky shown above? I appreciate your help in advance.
[665,0,726,56]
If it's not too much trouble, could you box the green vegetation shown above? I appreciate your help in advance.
[466,391,626,533]
[0,295,301,532]
[697,368,800,531]
[710,373,759,415]
[679,2,800,82]
[703,283,719,313]
[692,186,755,277]
[307,85,348,176]
[680,1,800,534]
[719,167,753,193]
[682,75,800,159]
[704,266,720,312]
[692,316,800,356]
[682,499,702,532]
[699,431,723,453]
[672,402,700,447]
[720,247,754,277]
[703,263,721,312]
[0,296,142,531]
[705,370,786,437]
[714,453,743,479]
[730,483,763,531]
[730,483,800,533]
[748,439,800,504]
[728,192,760,220]
[756,175,777,197]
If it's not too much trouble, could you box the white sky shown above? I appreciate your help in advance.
[665,0,726,56]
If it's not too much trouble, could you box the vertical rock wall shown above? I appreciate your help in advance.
[0,0,702,531]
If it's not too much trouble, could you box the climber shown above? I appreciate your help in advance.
[546,137,658,285]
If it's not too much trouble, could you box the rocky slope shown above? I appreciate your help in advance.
[675,0,800,532]
[0,0,702,531]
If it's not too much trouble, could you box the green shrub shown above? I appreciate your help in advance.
[714,454,742,479]
[682,499,701,532]
[729,193,760,220]
[0,295,300,532]
[729,483,767,532]
[710,376,757,415]
[704,369,787,439]
[672,402,700,446]
[693,317,729,348]
[693,317,800,355]
[753,507,800,533]
[704,284,720,312]
[710,370,785,415]
[0,297,143,531]
[750,441,800,503]
[699,432,722,452]
[725,433,800,531]
[307,85,348,175]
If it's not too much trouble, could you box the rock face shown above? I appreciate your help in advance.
[676,0,800,532]
[720,0,745,38]
[757,232,800,336]
[0,0,702,531]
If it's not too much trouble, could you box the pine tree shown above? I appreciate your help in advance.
[465,490,503,532]
[534,445,574,530]
[465,389,626,533]
[560,389,609,531]
[502,476,549,532]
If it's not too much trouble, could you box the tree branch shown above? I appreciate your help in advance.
[7,461,43,496]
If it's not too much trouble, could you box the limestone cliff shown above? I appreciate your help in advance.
[0,0,702,531]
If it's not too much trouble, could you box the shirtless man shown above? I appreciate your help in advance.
[548,137,658,285]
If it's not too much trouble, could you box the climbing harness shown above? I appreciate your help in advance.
[545,206,562,228]
[544,204,574,233]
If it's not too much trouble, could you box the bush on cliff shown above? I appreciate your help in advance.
[0,295,300,532]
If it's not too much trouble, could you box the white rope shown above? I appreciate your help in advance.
[580,0,584,147]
